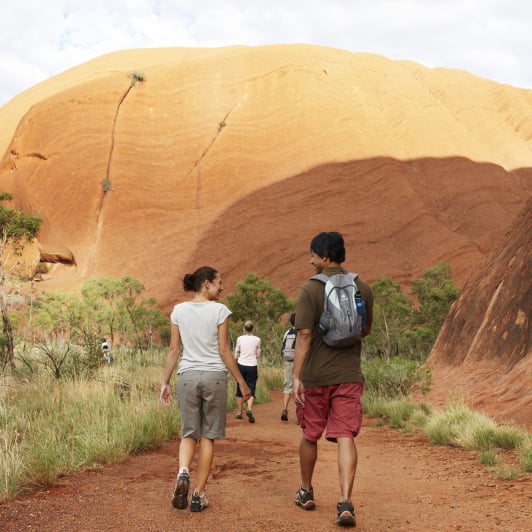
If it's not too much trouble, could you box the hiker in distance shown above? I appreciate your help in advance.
[160,266,251,513]
[292,231,373,527]
[101,338,113,365]
[234,320,261,423]
[280,312,297,422]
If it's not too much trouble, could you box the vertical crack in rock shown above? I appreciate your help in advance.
[84,85,133,278]
[188,106,236,210]
[186,104,236,247]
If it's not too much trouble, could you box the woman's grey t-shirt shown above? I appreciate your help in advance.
[171,301,232,373]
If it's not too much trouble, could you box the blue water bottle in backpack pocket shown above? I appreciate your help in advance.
[355,290,366,335]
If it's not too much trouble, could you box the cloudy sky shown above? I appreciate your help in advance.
[1,0,531,106]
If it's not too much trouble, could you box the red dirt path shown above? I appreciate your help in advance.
[1,391,530,531]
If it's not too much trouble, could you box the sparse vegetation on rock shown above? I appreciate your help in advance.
[128,71,145,86]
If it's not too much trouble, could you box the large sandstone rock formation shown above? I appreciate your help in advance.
[425,198,531,428]
[1,45,530,309]
[0,45,530,424]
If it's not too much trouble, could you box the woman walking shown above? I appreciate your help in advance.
[160,266,251,513]
[234,320,261,423]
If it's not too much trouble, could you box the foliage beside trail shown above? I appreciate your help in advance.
[2,353,529,502]
[364,261,459,361]
[0,191,42,370]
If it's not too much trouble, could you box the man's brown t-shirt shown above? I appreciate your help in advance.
[294,266,373,387]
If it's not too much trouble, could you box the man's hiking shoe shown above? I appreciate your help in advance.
[336,501,356,527]
[190,491,208,512]
[295,486,315,510]
[281,409,288,422]
[171,471,190,509]
[235,412,242,419]
[246,410,255,423]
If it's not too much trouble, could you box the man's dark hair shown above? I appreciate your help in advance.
[310,232,346,263]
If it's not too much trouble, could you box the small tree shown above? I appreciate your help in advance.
[128,72,145,86]
[27,276,167,376]
[30,291,102,377]
[226,273,294,365]
[365,277,412,360]
[226,273,294,326]
[365,263,459,362]
[81,276,148,350]
[0,192,41,369]
[410,261,460,355]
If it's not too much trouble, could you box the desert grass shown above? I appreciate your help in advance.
[366,396,530,477]
[519,437,532,472]
[0,365,180,501]
[363,393,431,430]
[0,352,283,501]
[1,411,23,500]
[424,402,527,450]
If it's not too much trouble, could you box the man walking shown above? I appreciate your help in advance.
[280,313,297,422]
[293,231,373,527]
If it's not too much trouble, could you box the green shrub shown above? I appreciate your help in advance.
[494,465,520,481]
[0,369,179,500]
[128,72,145,86]
[37,262,50,274]
[425,402,528,462]
[388,399,415,429]
[258,366,284,392]
[362,356,431,398]
[407,402,431,428]
[366,262,459,361]
[226,273,294,368]
[479,449,498,467]
[362,394,429,429]
[101,178,112,192]
[425,402,489,447]
[489,424,527,450]
[472,424,525,451]
[519,438,532,472]
[361,392,389,418]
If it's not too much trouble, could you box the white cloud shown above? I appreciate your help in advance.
[0,0,531,106]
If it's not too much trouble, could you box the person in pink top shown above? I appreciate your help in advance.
[234,320,261,423]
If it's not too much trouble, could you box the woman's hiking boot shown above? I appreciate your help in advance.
[336,501,356,527]
[171,471,190,510]
[190,491,208,512]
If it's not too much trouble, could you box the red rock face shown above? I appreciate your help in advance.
[0,45,530,424]
[425,198,531,428]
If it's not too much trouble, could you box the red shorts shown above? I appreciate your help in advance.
[296,382,364,442]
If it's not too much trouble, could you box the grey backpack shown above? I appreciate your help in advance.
[311,272,366,347]
[281,327,297,362]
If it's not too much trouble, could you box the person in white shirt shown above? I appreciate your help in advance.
[234,320,261,423]
[101,338,113,364]
[160,266,250,513]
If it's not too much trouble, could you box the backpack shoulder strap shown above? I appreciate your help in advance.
[350,273,359,290]
[349,272,360,291]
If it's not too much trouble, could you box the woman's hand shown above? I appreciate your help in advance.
[160,383,172,406]
[240,381,252,401]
